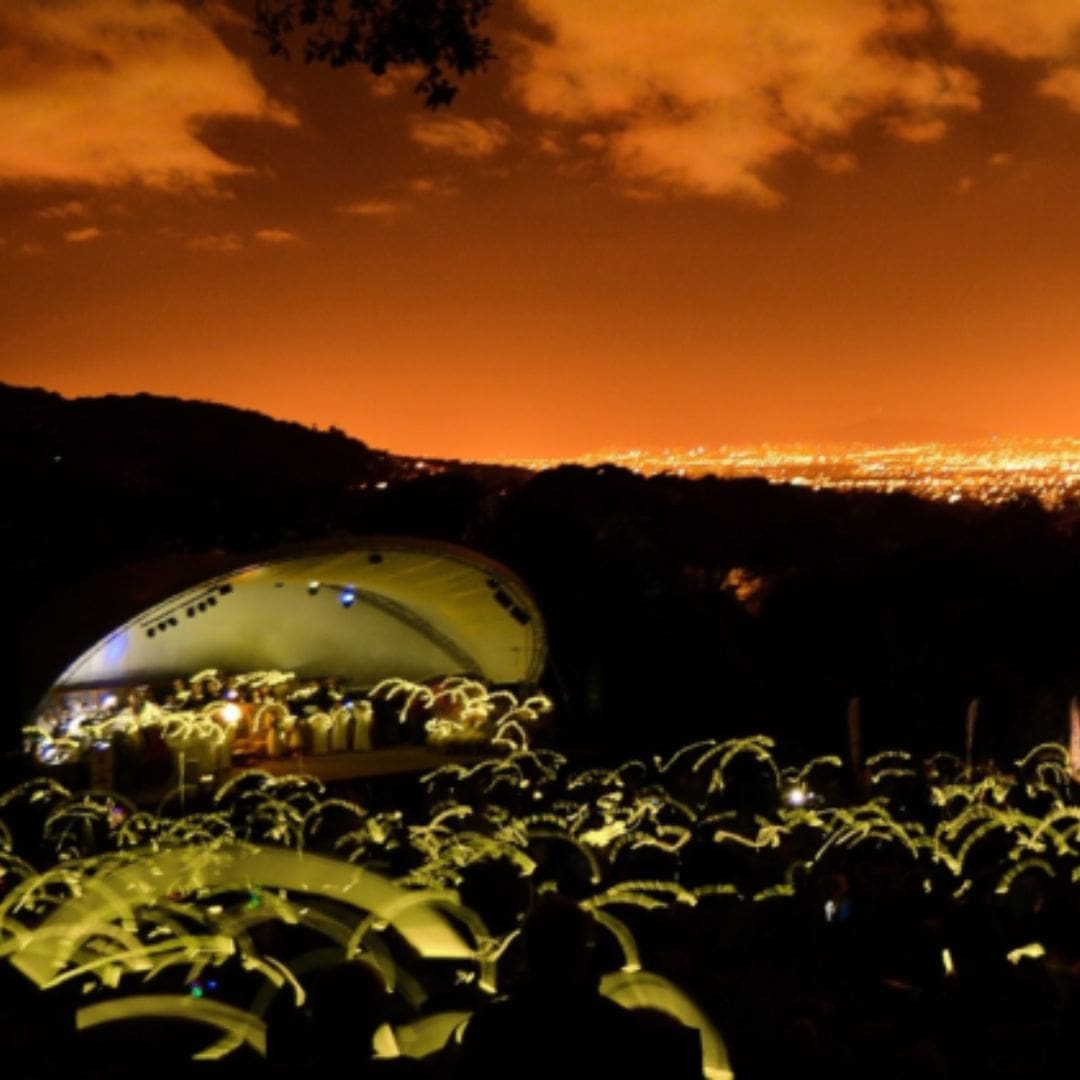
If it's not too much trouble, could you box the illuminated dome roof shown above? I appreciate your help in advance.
[47,539,545,696]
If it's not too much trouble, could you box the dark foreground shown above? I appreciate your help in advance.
[2,735,1080,1079]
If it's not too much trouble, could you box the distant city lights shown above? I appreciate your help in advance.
[496,438,1080,508]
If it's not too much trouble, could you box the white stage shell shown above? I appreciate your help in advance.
[47,539,546,695]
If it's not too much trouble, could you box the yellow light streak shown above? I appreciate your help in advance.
[76,995,266,1059]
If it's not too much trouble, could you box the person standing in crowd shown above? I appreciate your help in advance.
[455,895,702,1080]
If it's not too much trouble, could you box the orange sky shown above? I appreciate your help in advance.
[4,1,1080,459]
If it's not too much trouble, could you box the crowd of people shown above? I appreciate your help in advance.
[4,720,1080,1078]
[24,671,553,788]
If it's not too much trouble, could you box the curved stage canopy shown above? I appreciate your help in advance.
[46,539,546,698]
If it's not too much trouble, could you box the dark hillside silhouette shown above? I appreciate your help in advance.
[6,384,1080,765]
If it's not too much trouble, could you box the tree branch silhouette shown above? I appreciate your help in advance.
[255,0,495,107]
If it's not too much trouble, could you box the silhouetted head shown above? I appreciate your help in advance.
[521,895,597,985]
[306,959,390,1059]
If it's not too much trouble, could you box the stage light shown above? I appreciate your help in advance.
[221,703,242,724]
[308,581,320,595]
[340,586,357,608]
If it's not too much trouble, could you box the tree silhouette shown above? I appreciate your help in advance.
[255,0,495,106]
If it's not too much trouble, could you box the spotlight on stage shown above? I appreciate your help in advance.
[340,586,356,608]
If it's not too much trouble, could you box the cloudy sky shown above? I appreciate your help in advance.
[4,0,1080,458]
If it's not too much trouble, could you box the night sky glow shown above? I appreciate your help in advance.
[4,1,1080,459]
